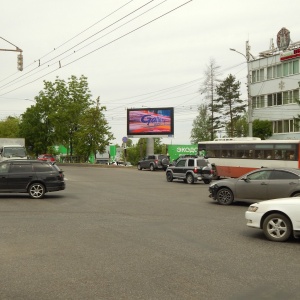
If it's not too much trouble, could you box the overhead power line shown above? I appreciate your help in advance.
[0,0,193,97]
[0,0,135,84]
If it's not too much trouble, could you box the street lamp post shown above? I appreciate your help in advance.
[230,41,253,137]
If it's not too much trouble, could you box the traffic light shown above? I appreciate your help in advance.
[17,53,23,71]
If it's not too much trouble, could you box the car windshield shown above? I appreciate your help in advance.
[3,147,26,158]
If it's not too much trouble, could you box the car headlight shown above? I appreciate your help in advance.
[248,205,259,212]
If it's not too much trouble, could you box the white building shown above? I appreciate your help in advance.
[249,27,300,139]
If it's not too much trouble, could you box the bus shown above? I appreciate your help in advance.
[198,138,300,178]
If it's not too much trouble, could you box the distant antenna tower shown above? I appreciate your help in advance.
[269,38,275,50]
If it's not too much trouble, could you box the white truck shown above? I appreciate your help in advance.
[0,138,27,161]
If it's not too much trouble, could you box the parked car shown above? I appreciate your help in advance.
[137,154,169,171]
[166,157,213,184]
[169,155,218,180]
[245,198,300,242]
[37,154,56,162]
[209,167,300,205]
[0,159,65,199]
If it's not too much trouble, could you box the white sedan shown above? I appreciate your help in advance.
[245,198,300,242]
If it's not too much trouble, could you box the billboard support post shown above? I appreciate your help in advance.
[146,138,154,156]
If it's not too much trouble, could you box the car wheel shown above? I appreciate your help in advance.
[137,164,142,170]
[216,188,234,205]
[149,164,154,171]
[203,179,211,184]
[28,183,45,199]
[292,192,300,197]
[186,173,194,184]
[166,172,173,182]
[262,213,292,242]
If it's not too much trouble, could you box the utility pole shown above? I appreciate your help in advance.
[245,41,252,137]
[0,36,23,71]
[230,41,254,137]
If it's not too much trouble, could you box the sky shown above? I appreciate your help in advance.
[1,0,299,146]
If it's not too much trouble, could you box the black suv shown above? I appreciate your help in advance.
[166,157,213,184]
[137,154,170,171]
[0,159,65,199]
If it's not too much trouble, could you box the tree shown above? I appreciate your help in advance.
[253,119,272,140]
[19,105,50,156]
[200,58,222,140]
[19,75,114,156]
[41,75,93,155]
[0,116,20,137]
[190,104,212,143]
[73,97,114,162]
[216,74,246,137]
[230,115,248,137]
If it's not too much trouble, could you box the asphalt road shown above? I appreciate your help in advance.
[0,165,299,300]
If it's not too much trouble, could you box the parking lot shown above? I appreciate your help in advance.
[0,165,299,299]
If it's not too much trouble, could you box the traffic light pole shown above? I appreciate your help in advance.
[0,36,23,71]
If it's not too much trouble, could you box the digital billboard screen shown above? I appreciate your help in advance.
[127,107,174,137]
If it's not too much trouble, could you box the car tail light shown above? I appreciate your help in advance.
[58,171,64,180]
[155,159,158,164]
[193,168,198,173]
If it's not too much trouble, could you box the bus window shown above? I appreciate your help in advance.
[255,150,264,159]
[248,150,253,158]
[266,152,272,159]
[226,150,233,157]
[275,150,282,160]
[207,149,216,157]
[289,151,295,160]
[238,150,253,158]
[222,150,233,157]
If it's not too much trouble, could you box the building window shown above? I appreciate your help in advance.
[284,120,289,132]
[252,70,256,83]
[289,61,294,75]
[273,66,277,78]
[273,119,300,134]
[267,94,273,106]
[278,121,283,133]
[293,60,299,74]
[293,89,299,103]
[290,120,294,132]
[253,96,265,108]
[294,118,300,132]
[251,68,265,83]
[267,90,299,106]
[259,95,265,107]
[283,63,289,76]
[277,64,282,77]
[267,67,272,79]
[260,69,264,81]
[283,91,289,104]
[276,93,282,105]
